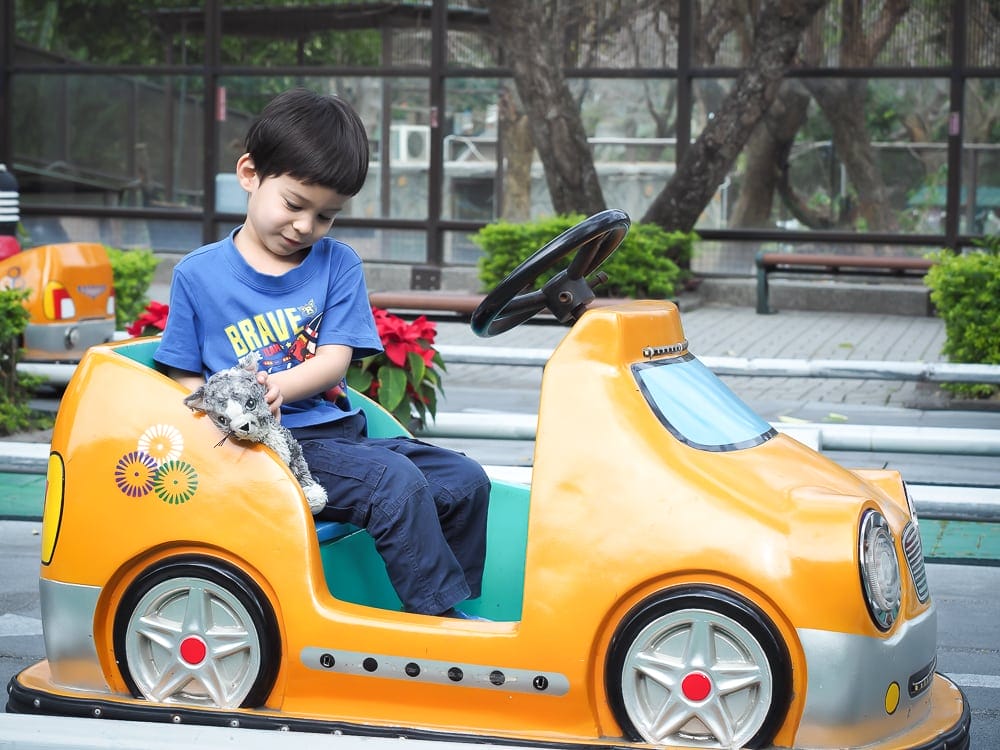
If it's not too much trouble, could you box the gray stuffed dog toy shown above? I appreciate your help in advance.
[183,354,328,515]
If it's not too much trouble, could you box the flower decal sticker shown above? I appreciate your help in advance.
[115,451,157,498]
[116,424,199,504]
[153,460,198,505]
[138,424,183,466]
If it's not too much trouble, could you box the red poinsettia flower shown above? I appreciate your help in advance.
[126,300,170,337]
[350,307,445,427]
[374,308,437,367]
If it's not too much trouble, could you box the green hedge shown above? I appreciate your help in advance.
[925,237,1000,398]
[0,288,50,435]
[106,247,160,330]
[473,215,694,300]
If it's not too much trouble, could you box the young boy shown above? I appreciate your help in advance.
[155,88,491,619]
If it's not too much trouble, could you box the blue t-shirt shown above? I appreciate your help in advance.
[154,228,383,428]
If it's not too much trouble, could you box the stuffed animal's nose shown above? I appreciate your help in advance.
[233,417,256,435]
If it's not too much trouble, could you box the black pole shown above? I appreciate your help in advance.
[943,0,965,250]
[425,0,445,275]
[0,0,12,167]
[202,0,221,246]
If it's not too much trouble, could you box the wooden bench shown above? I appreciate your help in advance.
[368,291,486,317]
[368,290,632,320]
[755,251,936,314]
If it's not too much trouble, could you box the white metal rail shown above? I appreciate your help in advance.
[17,347,1000,386]
[429,345,1000,384]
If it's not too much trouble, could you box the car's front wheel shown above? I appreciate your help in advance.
[605,586,792,749]
[112,556,280,708]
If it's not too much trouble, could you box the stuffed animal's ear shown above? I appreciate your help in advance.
[238,351,261,375]
[183,387,207,412]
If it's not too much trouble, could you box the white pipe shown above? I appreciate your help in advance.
[909,484,1000,521]
[814,424,1000,456]
[17,350,1000,386]
[434,346,1000,384]
[17,362,77,385]
[699,356,1000,384]
[414,414,1000,457]
[416,412,538,440]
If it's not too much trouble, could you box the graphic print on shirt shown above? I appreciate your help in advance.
[260,310,322,372]
[225,298,349,409]
[220,297,317,368]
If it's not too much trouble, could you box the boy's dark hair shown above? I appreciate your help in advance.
[244,88,369,196]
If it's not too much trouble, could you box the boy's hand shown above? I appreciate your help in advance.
[257,370,283,422]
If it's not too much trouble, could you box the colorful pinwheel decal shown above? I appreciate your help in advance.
[115,451,157,498]
[138,424,183,466]
[115,424,199,504]
[152,460,199,505]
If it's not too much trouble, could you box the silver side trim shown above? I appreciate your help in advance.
[39,578,111,693]
[302,647,569,696]
[795,606,937,748]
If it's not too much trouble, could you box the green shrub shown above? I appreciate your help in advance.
[925,238,1000,398]
[0,288,52,435]
[107,247,160,330]
[474,215,694,300]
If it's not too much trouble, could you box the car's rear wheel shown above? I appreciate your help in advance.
[112,556,280,708]
[606,586,791,749]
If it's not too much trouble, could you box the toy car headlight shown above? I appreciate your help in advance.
[859,510,901,630]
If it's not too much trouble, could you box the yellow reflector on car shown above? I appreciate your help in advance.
[42,453,65,565]
[885,681,900,715]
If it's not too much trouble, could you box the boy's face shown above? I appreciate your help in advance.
[236,155,348,262]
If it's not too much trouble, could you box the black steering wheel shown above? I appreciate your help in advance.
[471,209,631,337]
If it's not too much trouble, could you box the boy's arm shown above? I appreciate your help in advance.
[167,367,205,392]
[267,344,353,405]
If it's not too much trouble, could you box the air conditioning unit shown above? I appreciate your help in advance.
[389,124,431,164]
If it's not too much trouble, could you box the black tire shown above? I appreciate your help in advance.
[605,586,792,749]
[112,555,280,708]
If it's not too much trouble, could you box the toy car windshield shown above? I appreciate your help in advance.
[633,354,778,451]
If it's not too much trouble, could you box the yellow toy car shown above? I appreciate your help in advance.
[6,211,969,749]
[0,241,116,362]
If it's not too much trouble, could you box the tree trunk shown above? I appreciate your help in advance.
[497,87,534,222]
[730,79,811,227]
[488,0,606,216]
[791,0,912,232]
[641,0,829,233]
[804,78,899,231]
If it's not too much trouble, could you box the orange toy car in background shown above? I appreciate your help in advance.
[0,241,116,362]
[5,211,970,749]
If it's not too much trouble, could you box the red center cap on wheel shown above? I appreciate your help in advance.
[681,671,712,702]
[179,636,207,665]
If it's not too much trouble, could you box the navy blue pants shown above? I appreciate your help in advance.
[292,413,491,615]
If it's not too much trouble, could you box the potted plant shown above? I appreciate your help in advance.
[346,307,446,428]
